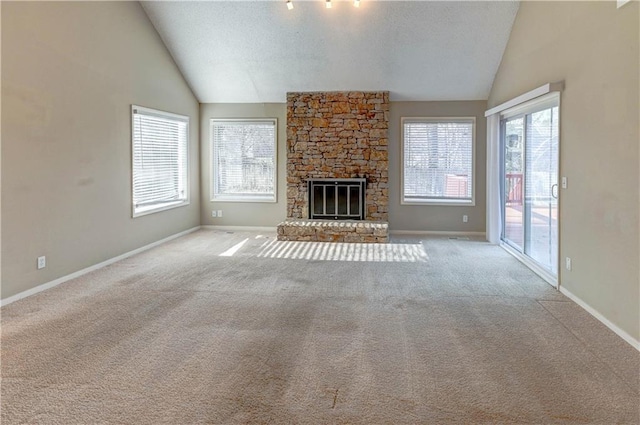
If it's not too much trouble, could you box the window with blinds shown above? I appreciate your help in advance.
[211,119,277,202]
[402,118,475,204]
[131,105,189,217]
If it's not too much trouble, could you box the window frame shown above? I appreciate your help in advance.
[131,105,190,218]
[401,116,476,206]
[210,118,278,203]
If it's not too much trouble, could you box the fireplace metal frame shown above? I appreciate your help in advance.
[308,178,366,220]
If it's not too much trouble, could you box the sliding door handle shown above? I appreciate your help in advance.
[551,184,558,199]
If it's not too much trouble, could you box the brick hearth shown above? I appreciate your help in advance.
[277,220,389,243]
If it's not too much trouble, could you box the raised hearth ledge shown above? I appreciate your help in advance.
[277,219,389,243]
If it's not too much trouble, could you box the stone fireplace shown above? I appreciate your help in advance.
[277,91,389,243]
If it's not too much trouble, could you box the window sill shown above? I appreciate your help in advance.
[402,198,475,207]
[212,195,277,203]
[133,200,189,218]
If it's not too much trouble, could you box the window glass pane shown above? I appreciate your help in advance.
[402,119,474,203]
[212,120,276,201]
[132,106,189,216]
[503,117,524,249]
[525,106,559,273]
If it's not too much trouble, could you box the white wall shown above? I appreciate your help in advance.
[1,2,200,299]
[200,101,487,234]
[488,1,639,341]
[200,103,287,227]
[389,101,487,233]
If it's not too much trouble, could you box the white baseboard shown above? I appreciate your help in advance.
[390,230,486,237]
[0,226,201,307]
[202,225,277,232]
[559,286,640,351]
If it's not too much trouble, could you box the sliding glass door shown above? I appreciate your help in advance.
[503,117,525,250]
[501,95,559,281]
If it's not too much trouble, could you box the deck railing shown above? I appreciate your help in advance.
[506,173,523,206]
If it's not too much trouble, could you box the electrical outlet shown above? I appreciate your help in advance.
[211,210,217,217]
[463,215,468,223]
[37,256,46,270]
[565,257,572,271]
[217,210,223,218]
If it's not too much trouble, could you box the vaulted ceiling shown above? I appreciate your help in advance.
[141,1,519,103]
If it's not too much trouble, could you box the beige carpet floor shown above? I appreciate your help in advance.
[1,229,638,424]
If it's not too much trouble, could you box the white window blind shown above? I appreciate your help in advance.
[132,105,189,217]
[402,118,475,204]
[211,119,276,202]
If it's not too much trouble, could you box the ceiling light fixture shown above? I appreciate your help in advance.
[285,0,361,10]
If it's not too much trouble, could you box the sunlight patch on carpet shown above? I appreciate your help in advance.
[219,238,249,257]
[256,240,429,262]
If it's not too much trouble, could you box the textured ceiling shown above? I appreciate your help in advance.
[141,1,519,103]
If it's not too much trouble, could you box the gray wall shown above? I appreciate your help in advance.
[200,101,487,234]
[200,103,287,227]
[488,1,639,341]
[1,2,200,299]
[389,101,487,233]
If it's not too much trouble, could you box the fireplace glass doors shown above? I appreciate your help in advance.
[308,178,365,220]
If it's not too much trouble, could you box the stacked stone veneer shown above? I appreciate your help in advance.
[286,91,389,221]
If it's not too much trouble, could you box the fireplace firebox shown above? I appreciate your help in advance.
[308,178,366,220]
